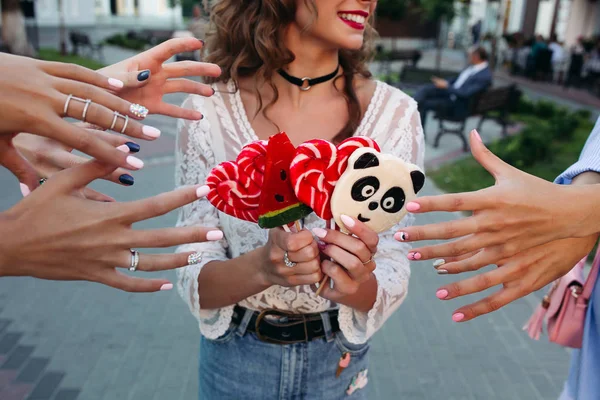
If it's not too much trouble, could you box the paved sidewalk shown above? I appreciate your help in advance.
[0,46,589,399]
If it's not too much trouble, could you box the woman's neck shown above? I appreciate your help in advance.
[274,26,343,107]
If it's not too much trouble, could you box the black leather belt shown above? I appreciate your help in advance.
[232,305,340,345]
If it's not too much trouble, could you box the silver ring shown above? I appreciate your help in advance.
[283,251,296,268]
[187,252,202,265]
[63,94,73,115]
[120,115,129,134]
[39,177,48,185]
[129,249,140,271]
[82,99,92,122]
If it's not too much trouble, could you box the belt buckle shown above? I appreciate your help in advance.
[255,309,309,345]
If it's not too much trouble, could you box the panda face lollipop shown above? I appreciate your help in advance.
[330,147,425,233]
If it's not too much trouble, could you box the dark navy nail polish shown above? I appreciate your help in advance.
[119,174,135,186]
[137,70,150,81]
[211,88,215,95]
[199,39,205,46]
[125,142,140,153]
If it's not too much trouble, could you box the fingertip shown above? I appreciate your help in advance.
[19,183,31,197]
[452,312,466,322]
[406,202,421,212]
[160,283,174,291]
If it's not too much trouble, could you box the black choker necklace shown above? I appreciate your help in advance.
[278,65,340,91]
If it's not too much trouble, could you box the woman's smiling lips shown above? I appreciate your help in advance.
[338,10,369,30]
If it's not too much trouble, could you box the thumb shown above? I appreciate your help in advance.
[103,69,152,90]
[0,138,39,196]
[469,130,507,179]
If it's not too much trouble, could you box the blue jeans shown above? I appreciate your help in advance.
[199,312,370,399]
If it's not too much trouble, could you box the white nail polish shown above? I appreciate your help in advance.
[206,230,223,241]
[19,183,30,197]
[117,144,131,153]
[433,259,446,268]
[312,228,327,239]
[160,283,173,291]
[340,214,355,228]
[108,78,124,89]
[142,126,161,138]
[196,185,210,198]
[126,156,144,169]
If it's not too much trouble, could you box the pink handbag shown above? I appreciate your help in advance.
[523,245,600,348]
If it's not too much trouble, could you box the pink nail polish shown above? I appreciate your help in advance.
[206,230,224,241]
[108,78,124,89]
[406,202,420,212]
[436,289,448,299]
[196,185,210,198]
[126,156,144,170]
[142,125,161,138]
[395,232,409,241]
[472,129,482,142]
[452,313,465,322]
[160,283,173,291]
[340,214,355,228]
[117,144,131,153]
[19,183,30,197]
[413,252,422,260]
[312,228,327,239]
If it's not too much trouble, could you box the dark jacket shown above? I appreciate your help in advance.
[447,66,493,118]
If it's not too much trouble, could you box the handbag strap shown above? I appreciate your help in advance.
[582,244,600,301]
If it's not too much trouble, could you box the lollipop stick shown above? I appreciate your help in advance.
[282,224,293,233]
[315,219,335,297]
[295,220,302,232]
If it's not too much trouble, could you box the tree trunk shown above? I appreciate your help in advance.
[1,0,36,56]
[435,19,443,72]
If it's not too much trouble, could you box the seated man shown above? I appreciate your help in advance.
[414,47,492,129]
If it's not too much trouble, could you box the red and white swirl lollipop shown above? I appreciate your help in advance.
[206,140,267,223]
[289,137,380,220]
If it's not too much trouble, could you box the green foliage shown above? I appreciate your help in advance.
[428,101,595,194]
[103,33,147,51]
[377,0,408,20]
[416,0,456,22]
[37,48,105,70]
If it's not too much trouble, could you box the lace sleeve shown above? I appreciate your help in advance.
[339,96,425,344]
[174,95,234,339]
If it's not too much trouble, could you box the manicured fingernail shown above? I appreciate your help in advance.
[340,214,355,229]
[206,230,224,241]
[406,202,420,212]
[395,232,409,241]
[160,283,173,291]
[436,289,448,299]
[211,88,216,95]
[472,129,482,142]
[19,183,30,197]
[433,259,446,268]
[312,228,327,239]
[452,313,465,322]
[199,39,205,45]
[117,144,131,153]
[142,125,161,138]
[126,156,144,170]
[317,241,327,251]
[437,269,448,275]
[196,185,210,198]
[408,252,421,260]
[137,70,150,81]
[108,78,124,89]
[125,142,140,153]
[119,174,134,186]
[130,104,148,119]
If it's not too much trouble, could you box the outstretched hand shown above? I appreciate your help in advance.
[396,129,596,272]
[0,155,223,292]
[98,37,222,120]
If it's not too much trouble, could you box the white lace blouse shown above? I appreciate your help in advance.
[175,80,425,344]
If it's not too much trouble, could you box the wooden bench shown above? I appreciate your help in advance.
[433,84,521,152]
[396,66,457,91]
[69,31,104,61]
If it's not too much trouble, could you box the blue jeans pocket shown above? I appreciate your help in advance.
[334,331,370,356]
[203,324,237,344]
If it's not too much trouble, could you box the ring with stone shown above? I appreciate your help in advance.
[129,249,140,271]
[283,251,297,268]
[187,252,202,265]
[39,177,48,185]
[129,104,148,119]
